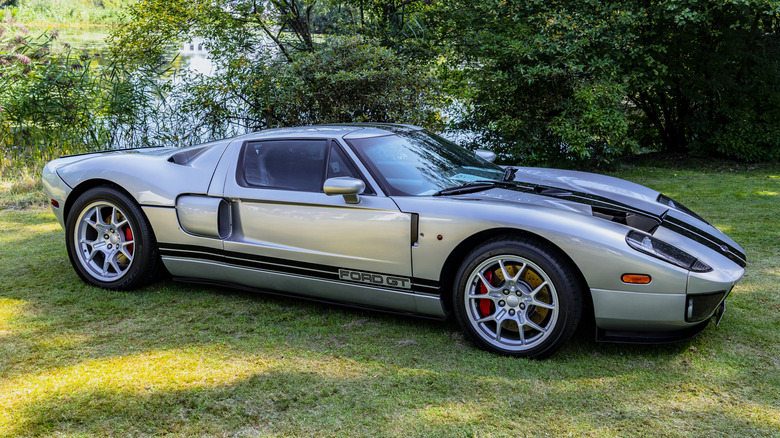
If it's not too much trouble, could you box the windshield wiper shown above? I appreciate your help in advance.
[433,181,515,196]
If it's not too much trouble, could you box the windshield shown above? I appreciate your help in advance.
[347,130,504,196]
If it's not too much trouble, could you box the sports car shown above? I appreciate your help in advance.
[41,124,745,358]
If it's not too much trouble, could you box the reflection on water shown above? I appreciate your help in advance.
[175,38,214,76]
[35,26,214,77]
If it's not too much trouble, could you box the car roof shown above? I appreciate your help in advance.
[229,123,424,142]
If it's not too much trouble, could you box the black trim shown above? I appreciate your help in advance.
[596,320,711,344]
[686,290,729,322]
[168,145,209,165]
[158,243,441,295]
[410,213,419,245]
[657,194,709,224]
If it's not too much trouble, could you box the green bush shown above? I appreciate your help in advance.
[0,23,155,175]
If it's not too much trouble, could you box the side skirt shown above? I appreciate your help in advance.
[171,276,447,321]
[162,257,446,318]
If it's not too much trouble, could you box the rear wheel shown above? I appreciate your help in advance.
[453,237,582,359]
[65,186,160,290]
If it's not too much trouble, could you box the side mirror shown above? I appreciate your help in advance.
[475,149,497,163]
[324,177,366,204]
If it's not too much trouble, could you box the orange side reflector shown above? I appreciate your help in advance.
[622,274,652,284]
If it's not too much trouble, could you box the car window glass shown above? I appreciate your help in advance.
[347,131,504,196]
[327,144,358,179]
[326,144,375,195]
[242,140,327,192]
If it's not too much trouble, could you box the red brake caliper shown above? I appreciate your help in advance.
[125,227,134,255]
[479,270,494,317]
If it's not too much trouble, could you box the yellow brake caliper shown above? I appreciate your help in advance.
[494,263,550,334]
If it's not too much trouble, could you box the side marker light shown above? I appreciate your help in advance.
[50,199,60,208]
[622,274,651,284]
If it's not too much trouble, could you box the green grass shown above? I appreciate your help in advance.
[1,163,778,437]
[3,0,130,26]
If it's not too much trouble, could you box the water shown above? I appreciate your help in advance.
[33,26,214,76]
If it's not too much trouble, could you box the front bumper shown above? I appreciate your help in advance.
[595,295,728,344]
[591,285,734,331]
[41,161,72,228]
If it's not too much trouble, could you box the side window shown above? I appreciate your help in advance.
[327,144,358,179]
[327,144,375,195]
[241,140,327,192]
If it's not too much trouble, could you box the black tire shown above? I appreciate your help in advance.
[453,237,582,359]
[65,186,160,290]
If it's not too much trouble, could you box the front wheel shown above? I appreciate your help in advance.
[65,186,160,290]
[453,237,582,359]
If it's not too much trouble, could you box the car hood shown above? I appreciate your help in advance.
[458,167,746,268]
[508,166,668,215]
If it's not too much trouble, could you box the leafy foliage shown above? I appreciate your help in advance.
[0,23,160,174]
[5,0,780,169]
[4,0,130,25]
[429,0,635,166]
[430,0,780,165]
[624,0,780,161]
[109,0,444,141]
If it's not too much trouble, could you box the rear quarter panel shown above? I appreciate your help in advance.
[55,141,231,208]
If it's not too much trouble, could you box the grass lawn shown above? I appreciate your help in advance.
[1,162,778,437]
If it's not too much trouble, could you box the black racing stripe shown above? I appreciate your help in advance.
[160,243,337,274]
[223,254,341,281]
[413,278,441,294]
[158,242,442,294]
[414,277,440,287]
[663,216,745,260]
[161,247,224,264]
[160,243,339,280]
[662,220,746,268]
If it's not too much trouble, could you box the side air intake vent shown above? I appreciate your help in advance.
[592,207,660,233]
[168,146,208,165]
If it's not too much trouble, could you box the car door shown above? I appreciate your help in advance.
[220,137,417,309]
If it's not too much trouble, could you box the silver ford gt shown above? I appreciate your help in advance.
[42,124,745,358]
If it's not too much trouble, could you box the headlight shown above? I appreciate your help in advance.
[626,230,713,272]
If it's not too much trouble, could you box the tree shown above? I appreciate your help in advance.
[1,23,157,171]
[624,0,780,161]
[109,0,443,142]
[429,0,636,166]
[429,0,780,165]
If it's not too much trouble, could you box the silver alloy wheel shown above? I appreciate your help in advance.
[74,201,136,282]
[464,255,559,351]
